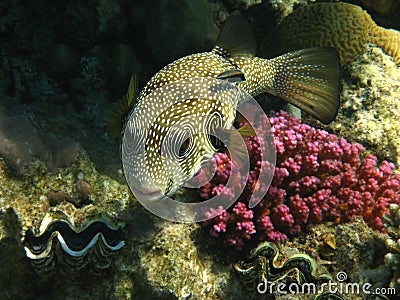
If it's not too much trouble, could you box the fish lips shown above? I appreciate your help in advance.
[129,184,165,202]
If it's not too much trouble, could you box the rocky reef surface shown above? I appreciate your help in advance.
[323,46,400,168]
[1,0,400,299]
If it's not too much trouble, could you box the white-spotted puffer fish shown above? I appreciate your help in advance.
[120,11,340,201]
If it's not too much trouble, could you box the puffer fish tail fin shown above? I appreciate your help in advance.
[269,47,341,124]
[213,11,256,58]
[106,75,138,138]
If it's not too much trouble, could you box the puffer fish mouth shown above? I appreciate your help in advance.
[129,183,165,202]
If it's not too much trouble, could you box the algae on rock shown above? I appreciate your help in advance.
[323,46,400,168]
[138,223,246,299]
[383,204,400,290]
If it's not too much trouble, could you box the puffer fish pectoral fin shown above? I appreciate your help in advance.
[236,123,255,137]
[269,47,341,124]
[212,125,254,149]
[216,69,245,83]
[126,74,138,105]
[106,74,138,138]
[215,126,253,169]
[226,135,249,170]
[213,10,256,58]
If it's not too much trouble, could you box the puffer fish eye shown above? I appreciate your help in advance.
[179,137,191,158]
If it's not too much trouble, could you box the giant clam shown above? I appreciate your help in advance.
[21,210,125,274]
[234,241,340,299]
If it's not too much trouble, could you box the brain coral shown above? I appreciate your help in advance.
[260,2,400,65]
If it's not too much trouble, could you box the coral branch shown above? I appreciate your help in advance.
[200,111,400,250]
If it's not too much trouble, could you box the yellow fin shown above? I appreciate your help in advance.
[269,47,341,124]
[216,126,253,169]
[236,123,255,137]
[126,74,138,107]
[213,124,255,148]
[106,75,138,138]
[227,140,249,169]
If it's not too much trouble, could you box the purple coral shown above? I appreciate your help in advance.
[200,111,400,250]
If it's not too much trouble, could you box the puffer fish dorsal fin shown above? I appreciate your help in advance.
[213,11,256,58]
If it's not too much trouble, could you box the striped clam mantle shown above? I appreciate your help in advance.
[234,242,342,299]
[21,211,125,274]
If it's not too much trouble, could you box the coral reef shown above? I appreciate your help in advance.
[231,219,393,299]
[322,46,400,168]
[137,223,247,300]
[287,219,392,293]
[383,204,400,290]
[335,219,391,291]
[267,0,309,20]
[1,0,399,298]
[200,111,400,250]
[0,136,244,298]
[260,2,400,65]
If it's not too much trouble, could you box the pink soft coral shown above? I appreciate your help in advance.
[200,111,400,250]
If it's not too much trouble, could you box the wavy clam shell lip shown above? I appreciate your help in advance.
[21,213,125,270]
[235,241,332,287]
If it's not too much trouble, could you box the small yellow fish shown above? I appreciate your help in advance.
[120,11,341,201]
